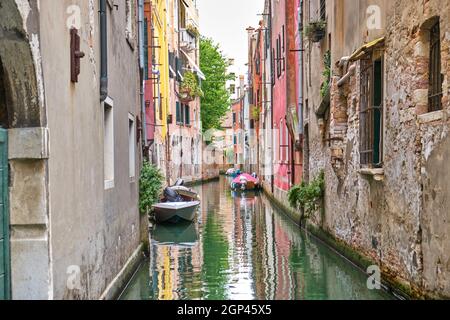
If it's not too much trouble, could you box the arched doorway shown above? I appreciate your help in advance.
[0,0,46,300]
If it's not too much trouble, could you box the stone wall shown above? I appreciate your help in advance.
[304,0,450,298]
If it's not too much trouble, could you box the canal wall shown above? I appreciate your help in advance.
[262,184,414,300]
[299,0,450,299]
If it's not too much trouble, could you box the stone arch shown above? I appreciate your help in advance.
[413,16,441,115]
[0,0,50,300]
[0,0,44,129]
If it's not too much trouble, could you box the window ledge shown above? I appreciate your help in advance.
[418,110,444,124]
[130,176,136,184]
[126,36,135,51]
[104,179,115,190]
[358,168,384,181]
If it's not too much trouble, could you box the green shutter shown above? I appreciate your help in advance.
[185,105,190,125]
[373,59,383,166]
[176,102,180,123]
[0,129,10,300]
[144,18,149,80]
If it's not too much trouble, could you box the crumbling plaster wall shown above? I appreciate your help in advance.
[306,0,450,298]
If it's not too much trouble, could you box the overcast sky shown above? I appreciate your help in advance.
[197,0,264,77]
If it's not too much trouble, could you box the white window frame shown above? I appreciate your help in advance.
[104,97,115,190]
[128,113,136,181]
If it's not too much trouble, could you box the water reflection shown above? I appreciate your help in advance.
[120,177,394,300]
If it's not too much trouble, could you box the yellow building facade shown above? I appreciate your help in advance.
[152,0,170,176]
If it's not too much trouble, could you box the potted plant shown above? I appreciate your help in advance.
[186,24,200,38]
[179,71,204,102]
[304,20,327,42]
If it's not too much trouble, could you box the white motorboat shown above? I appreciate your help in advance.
[152,201,200,224]
[171,185,200,201]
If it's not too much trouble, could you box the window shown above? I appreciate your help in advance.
[230,84,236,95]
[184,104,190,125]
[180,1,187,28]
[320,0,326,21]
[103,98,114,189]
[428,21,443,112]
[128,114,136,179]
[169,51,175,79]
[233,112,236,124]
[125,0,135,47]
[255,54,260,75]
[277,37,280,78]
[176,101,182,124]
[360,53,384,168]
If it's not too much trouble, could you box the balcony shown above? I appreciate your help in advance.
[180,28,197,52]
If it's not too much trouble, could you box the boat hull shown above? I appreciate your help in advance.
[152,201,200,224]
[231,182,259,191]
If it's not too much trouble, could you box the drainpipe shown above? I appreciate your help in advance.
[100,0,108,101]
[138,0,148,147]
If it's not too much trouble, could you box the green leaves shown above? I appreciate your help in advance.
[303,20,327,39]
[180,71,204,99]
[199,37,233,132]
[288,171,325,218]
[139,162,164,214]
[320,50,331,98]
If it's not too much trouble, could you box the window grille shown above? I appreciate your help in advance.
[428,21,442,112]
[360,54,384,167]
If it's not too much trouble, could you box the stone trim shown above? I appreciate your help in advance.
[358,168,385,181]
[8,127,49,160]
[99,243,144,300]
[418,110,446,124]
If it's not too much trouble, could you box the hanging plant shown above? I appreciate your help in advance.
[304,20,327,42]
[180,71,204,101]
[186,24,200,38]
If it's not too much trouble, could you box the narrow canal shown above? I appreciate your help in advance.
[120,177,394,300]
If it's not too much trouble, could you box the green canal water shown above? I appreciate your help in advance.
[120,177,394,300]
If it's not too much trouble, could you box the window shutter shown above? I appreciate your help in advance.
[185,105,190,125]
[144,19,148,80]
[176,102,181,123]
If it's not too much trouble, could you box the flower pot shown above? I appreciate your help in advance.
[179,91,195,103]
[311,29,326,43]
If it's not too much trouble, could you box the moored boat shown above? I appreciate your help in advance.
[170,185,200,201]
[231,173,260,191]
[152,201,200,224]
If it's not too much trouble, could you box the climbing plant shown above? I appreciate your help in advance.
[320,50,331,98]
[251,105,261,121]
[288,170,325,219]
[139,161,164,214]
